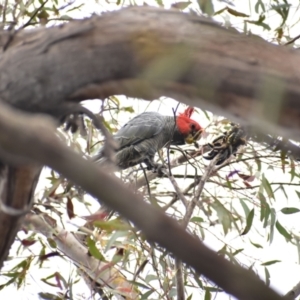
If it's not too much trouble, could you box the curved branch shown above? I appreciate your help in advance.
[0,6,299,142]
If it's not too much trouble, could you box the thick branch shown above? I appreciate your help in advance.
[0,7,299,141]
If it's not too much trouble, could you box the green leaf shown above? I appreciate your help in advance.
[254,0,266,13]
[193,272,203,289]
[227,7,249,18]
[171,1,191,10]
[190,216,204,223]
[129,280,151,289]
[0,278,16,290]
[281,207,300,214]
[47,238,57,249]
[155,0,163,6]
[296,240,300,264]
[258,192,266,222]
[187,294,193,300]
[261,175,275,199]
[197,0,214,16]
[38,292,60,300]
[239,198,250,217]
[279,184,288,199]
[247,17,271,31]
[141,290,155,299]
[264,267,270,286]
[280,150,287,172]
[93,219,130,232]
[202,109,211,120]
[105,230,128,253]
[87,237,106,261]
[204,289,211,300]
[232,248,244,256]
[269,208,276,244]
[122,106,135,113]
[275,221,292,241]
[212,202,231,235]
[255,157,262,171]
[263,203,271,229]
[145,274,158,284]
[289,157,296,181]
[241,209,254,235]
[213,7,227,16]
[250,241,263,248]
[261,260,281,266]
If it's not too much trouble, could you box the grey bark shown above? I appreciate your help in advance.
[0,6,299,140]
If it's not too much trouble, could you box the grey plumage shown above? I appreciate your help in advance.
[95,110,201,170]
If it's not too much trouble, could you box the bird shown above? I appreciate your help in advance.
[94,107,202,172]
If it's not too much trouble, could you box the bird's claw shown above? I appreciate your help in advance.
[145,162,166,177]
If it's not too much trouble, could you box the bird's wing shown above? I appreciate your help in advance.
[114,112,165,150]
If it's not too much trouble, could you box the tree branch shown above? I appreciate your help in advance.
[0,97,288,300]
[24,213,137,299]
[0,7,300,141]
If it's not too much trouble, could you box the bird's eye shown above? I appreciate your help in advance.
[190,124,196,130]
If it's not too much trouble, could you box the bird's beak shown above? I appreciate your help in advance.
[185,129,202,144]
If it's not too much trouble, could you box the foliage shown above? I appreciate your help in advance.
[0,0,300,299]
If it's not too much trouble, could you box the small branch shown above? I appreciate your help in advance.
[165,172,188,208]
[1,0,8,29]
[140,163,152,199]
[21,0,49,29]
[135,147,208,189]
[285,280,300,299]
[175,259,185,300]
[284,34,300,46]
[175,155,219,300]
[183,154,219,228]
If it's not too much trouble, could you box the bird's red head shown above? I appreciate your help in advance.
[176,107,202,144]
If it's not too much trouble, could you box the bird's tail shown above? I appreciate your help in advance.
[92,149,119,173]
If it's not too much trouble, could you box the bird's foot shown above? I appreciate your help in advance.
[144,160,166,177]
[155,164,167,177]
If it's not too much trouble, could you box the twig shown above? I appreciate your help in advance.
[21,0,49,29]
[1,0,8,29]
[162,178,200,211]
[3,0,49,51]
[175,259,185,300]
[140,164,152,199]
[164,171,188,208]
[174,154,219,300]
[284,34,300,46]
[135,146,209,189]
[182,154,219,228]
